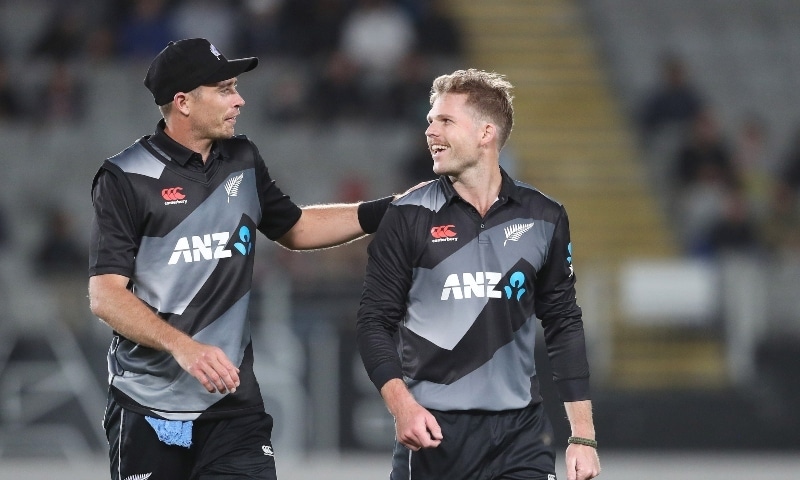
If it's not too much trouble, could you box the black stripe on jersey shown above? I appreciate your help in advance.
[401,259,536,385]
[164,213,257,335]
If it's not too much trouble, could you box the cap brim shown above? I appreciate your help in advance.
[203,57,259,85]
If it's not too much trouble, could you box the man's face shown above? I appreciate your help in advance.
[425,93,484,177]
[189,78,245,140]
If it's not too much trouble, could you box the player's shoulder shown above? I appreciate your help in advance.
[510,178,565,211]
[218,134,261,161]
[393,178,448,213]
[222,133,257,149]
[104,137,165,178]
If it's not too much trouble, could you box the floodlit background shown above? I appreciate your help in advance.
[0,0,798,478]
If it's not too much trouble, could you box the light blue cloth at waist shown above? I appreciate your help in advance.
[145,416,193,448]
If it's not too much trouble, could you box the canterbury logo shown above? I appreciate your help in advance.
[162,187,186,202]
[504,222,534,246]
[431,224,457,243]
[224,173,244,203]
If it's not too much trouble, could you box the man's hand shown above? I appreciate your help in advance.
[381,378,443,451]
[392,397,443,451]
[565,443,601,480]
[172,338,240,394]
[564,400,600,479]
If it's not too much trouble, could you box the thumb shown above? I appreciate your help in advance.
[427,417,443,440]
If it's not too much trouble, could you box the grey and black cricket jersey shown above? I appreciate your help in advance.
[357,169,590,411]
[89,121,301,421]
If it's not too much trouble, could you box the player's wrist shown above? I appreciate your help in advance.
[567,436,598,448]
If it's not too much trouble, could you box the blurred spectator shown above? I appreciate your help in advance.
[114,0,176,60]
[32,207,89,335]
[262,67,309,122]
[325,0,417,122]
[0,57,28,122]
[339,0,416,84]
[306,0,351,58]
[675,108,737,190]
[706,187,765,258]
[33,207,85,279]
[673,108,738,255]
[280,0,349,59]
[731,114,775,222]
[307,51,365,122]
[172,0,236,56]
[638,53,705,145]
[235,0,285,57]
[386,51,435,124]
[768,126,800,251]
[29,2,88,62]
[34,61,86,125]
[414,0,464,57]
[85,27,117,62]
[773,127,800,215]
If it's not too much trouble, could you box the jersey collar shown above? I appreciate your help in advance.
[439,167,518,206]
[148,119,227,169]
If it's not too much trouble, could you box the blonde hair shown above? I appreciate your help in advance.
[430,69,514,148]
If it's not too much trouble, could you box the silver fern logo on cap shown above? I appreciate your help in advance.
[210,44,222,59]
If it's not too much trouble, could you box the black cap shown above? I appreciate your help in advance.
[144,38,258,106]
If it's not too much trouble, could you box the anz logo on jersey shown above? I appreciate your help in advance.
[440,271,528,301]
[168,225,253,264]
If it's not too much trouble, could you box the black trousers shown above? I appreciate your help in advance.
[391,403,556,480]
[104,397,277,480]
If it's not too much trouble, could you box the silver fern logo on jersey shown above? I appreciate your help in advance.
[503,222,534,246]
[224,173,244,203]
[123,473,152,480]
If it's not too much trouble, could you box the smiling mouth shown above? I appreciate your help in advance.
[430,144,449,155]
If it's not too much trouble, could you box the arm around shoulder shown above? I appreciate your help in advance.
[277,196,394,250]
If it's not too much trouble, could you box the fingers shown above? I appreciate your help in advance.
[566,444,601,480]
[198,353,240,394]
[428,420,443,441]
[178,343,240,394]
[397,412,443,451]
[566,454,578,480]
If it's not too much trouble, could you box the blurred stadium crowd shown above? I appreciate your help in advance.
[0,0,463,127]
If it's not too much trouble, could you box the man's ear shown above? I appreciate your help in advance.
[479,123,496,148]
[174,93,191,116]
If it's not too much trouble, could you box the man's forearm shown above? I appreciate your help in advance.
[380,378,416,417]
[88,274,191,354]
[278,204,365,250]
[564,400,596,439]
